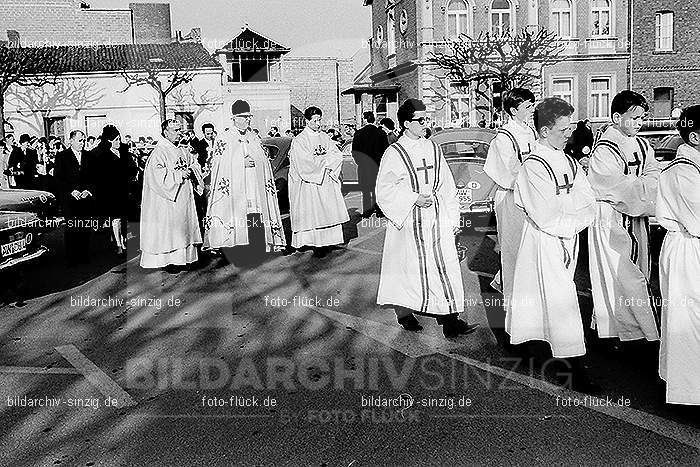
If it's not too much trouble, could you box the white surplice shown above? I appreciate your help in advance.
[140,137,203,268]
[657,144,700,405]
[587,126,660,341]
[510,142,596,357]
[376,135,464,316]
[484,118,537,305]
[288,126,349,247]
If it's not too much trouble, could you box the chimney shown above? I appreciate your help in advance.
[7,30,20,47]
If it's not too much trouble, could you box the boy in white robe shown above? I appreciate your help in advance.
[484,87,537,306]
[511,98,598,391]
[657,105,700,405]
[588,91,660,343]
[376,99,478,339]
[140,119,203,270]
[288,106,349,257]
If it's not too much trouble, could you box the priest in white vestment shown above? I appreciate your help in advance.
[140,119,202,269]
[587,91,660,342]
[376,99,478,339]
[484,87,537,306]
[511,98,599,392]
[203,100,286,254]
[288,106,349,257]
[657,106,700,406]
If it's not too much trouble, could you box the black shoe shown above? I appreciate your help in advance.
[163,264,182,274]
[438,314,478,338]
[397,314,423,332]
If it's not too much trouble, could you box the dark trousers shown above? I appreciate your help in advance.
[223,213,266,266]
[362,188,377,215]
[65,220,92,264]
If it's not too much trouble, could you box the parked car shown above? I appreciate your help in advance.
[429,127,498,231]
[0,187,58,271]
[260,136,359,214]
[340,139,359,192]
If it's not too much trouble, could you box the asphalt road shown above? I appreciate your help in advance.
[0,193,698,466]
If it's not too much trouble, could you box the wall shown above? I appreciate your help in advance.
[222,83,291,133]
[4,70,225,139]
[0,0,133,46]
[632,0,700,113]
[282,57,356,128]
[130,2,172,45]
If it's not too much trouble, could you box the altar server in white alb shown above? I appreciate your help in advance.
[656,105,700,406]
[484,87,537,302]
[203,100,286,255]
[587,91,660,342]
[288,106,349,257]
[376,98,478,339]
[510,98,598,390]
[140,119,203,270]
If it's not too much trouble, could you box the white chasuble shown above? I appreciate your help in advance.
[587,126,660,341]
[657,144,700,405]
[288,127,349,247]
[203,131,286,251]
[484,119,538,306]
[510,143,596,358]
[376,135,464,316]
[140,137,202,268]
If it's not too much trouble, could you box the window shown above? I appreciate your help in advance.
[490,0,513,36]
[84,115,106,138]
[653,87,674,118]
[552,0,572,38]
[387,8,396,57]
[374,95,388,117]
[44,117,66,144]
[655,11,674,51]
[590,78,611,119]
[591,0,611,37]
[447,0,470,40]
[552,78,574,104]
[175,112,194,132]
[227,55,271,82]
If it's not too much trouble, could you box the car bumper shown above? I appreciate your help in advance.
[459,200,494,215]
[0,246,49,271]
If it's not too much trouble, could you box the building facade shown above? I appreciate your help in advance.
[631,0,700,120]
[362,0,632,127]
[0,0,172,47]
[4,43,224,141]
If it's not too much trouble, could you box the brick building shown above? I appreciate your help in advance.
[631,0,700,120]
[361,0,632,127]
[0,0,173,46]
[282,56,356,130]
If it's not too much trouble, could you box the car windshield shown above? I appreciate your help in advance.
[440,141,490,159]
[263,145,279,160]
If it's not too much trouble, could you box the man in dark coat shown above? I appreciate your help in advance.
[352,111,389,217]
[54,130,96,265]
[7,133,38,189]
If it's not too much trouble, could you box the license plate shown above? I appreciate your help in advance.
[457,188,472,204]
[1,238,27,257]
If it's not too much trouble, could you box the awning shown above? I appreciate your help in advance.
[341,84,400,96]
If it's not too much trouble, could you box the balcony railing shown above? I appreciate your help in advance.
[585,37,619,53]
[555,38,580,56]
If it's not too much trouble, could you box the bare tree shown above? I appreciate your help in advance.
[428,27,566,112]
[7,78,104,135]
[119,59,197,124]
[0,47,56,139]
[169,86,220,124]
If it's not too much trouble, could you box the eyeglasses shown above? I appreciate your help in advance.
[235,114,253,119]
[409,117,429,125]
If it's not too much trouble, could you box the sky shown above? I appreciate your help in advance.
[89,0,372,58]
